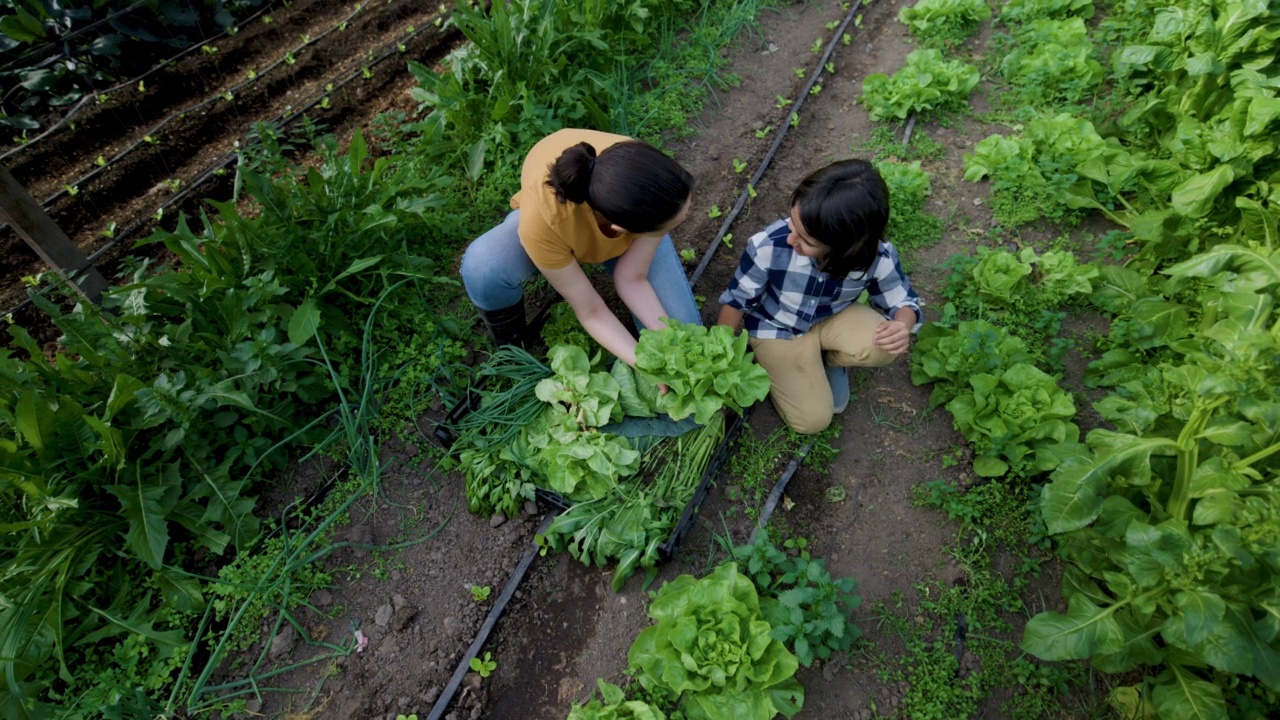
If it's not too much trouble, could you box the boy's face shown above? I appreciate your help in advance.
[786,205,830,260]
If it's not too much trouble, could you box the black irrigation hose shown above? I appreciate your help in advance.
[687,0,867,289]
[902,113,918,145]
[427,513,557,720]
[0,19,454,320]
[0,1,282,160]
[747,440,813,546]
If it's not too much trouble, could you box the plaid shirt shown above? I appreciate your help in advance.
[718,218,923,340]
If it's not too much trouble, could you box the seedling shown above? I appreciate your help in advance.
[680,248,696,263]
[747,184,758,199]
[755,125,773,138]
[222,91,234,102]
[694,294,706,308]
[721,233,734,249]
[789,112,800,128]
[143,135,157,144]
[397,42,407,52]
[165,178,181,192]
[775,95,793,108]
[320,96,331,110]
[793,67,806,79]
[284,51,296,65]
[300,33,312,43]
[63,184,78,196]
[396,715,418,720]
[855,14,863,28]
[826,20,840,30]
[811,38,823,53]
[825,62,835,74]
[101,221,117,239]
[228,25,239,35]
[362,67,373,79]
[825,486,847,503]
[708,205,722,219]
[784,536,811,560]
[247,69,258,80]
[137,80,146,92]
[810,84,823,96]
[470,652,497,678]
[732,158,747,173]
[96,93,108,103]
[470,585,491,602]
[434,17,443,27]
[201,44,219,55]
[95,155,106,167]
[842,33,852,46]
[338,21,348,31]
[263,15,273,23]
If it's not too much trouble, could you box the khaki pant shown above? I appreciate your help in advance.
[749,304,895,434]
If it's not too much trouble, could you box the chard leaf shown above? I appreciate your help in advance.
[1170,165,1236,218]
[1151,665,1225,720]
[1022,594,1127,660]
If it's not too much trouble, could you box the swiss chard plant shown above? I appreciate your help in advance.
[628,562,804,720]
[897,0,991,47]
[634,320,771,425]
[859,48,980,122]
[1027,244,1280,717]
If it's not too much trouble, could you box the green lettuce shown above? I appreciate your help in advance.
[910,319,1035,407]
[536,345,624,428]
[610,360,665,419]
[528,413,640,500]
[860,48,980,121]
[946,363,1080,477]
[629,563,804,720]
[634,320,770,424]
[1000,18,1103,105]
[898,0,990,46]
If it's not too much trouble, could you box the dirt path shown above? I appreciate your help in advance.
[195,2,1079,718]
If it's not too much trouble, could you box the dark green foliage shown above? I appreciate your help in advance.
[732,540,862,667]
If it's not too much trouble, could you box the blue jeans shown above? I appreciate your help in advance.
[460,210,701,328]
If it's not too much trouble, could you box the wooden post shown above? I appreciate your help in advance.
[0,162,107,304]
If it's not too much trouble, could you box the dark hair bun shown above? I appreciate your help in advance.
[547,142,597,204]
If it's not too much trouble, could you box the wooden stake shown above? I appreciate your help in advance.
[0,163,107,304]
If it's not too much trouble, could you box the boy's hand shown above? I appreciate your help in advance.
[873,320,912,355]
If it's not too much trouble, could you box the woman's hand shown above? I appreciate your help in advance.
[872,319,912,355]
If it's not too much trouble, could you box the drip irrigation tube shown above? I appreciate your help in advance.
[902,113,918,145]
[427,513,557,720]
[687,0,867,289]
[0,0,282,161]
[747,440,814,545]
[1,18,455,320]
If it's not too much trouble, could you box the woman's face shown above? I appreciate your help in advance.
[786,205,830,260]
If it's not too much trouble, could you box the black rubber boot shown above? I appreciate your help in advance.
[479,299,527,347]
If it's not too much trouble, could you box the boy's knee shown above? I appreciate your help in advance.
[783,409,833,436]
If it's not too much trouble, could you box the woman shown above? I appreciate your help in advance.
[460,128,701,367]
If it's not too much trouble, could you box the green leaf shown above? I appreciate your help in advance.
[287,296,321,345]
[0,8,47,43]
[465,139,487,181]
[1151,665,1225,720]
[105,373,144,421]
[107,476,170,568]
[1022,594,1127,660]
[1170,165,1236,218]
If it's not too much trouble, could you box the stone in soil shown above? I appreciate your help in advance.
[375,603,394,627]
[489,511,507,528]
[392,605,418,632]
[268,625,295,659]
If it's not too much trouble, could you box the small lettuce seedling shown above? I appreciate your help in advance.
[469,652,497,678]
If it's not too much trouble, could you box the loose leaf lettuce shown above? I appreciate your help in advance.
[629,563,804,720]
[634,320,770,424]
[567,679,667,720]
[536,345,624,428]
[528,414,639,500]
[860,49,980,121]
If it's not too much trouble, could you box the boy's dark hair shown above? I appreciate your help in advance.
[790,159,889,280]
[547,140,694,234]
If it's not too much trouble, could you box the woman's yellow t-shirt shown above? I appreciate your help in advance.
[511,128,638,270]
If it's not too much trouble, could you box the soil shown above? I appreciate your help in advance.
[13,1,1098,718]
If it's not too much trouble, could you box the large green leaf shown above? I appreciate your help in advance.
[1040,432,1177,534]
[107,478,170,569]
[1151,665,1226,720]
[1022,594,1127,660]
[1170,165,1236,218]
[287,296,322,346]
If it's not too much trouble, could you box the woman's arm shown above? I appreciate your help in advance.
[612,235,671,332]
[540,261,643,366]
